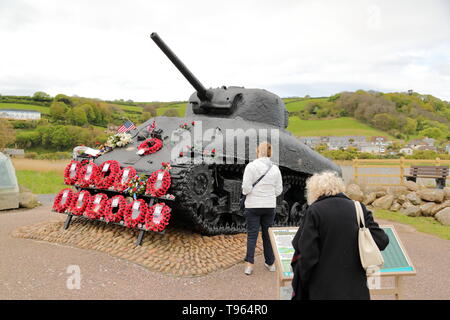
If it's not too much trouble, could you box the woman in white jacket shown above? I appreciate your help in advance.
[242,142,283,275]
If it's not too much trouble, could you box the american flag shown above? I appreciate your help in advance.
[117,120,136,133]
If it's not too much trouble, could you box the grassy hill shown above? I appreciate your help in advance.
[287,116,395,138]
[0,103,50,114]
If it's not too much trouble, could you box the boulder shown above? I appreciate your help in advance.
[435,207,450,226]
[443,187,450,200]
[397,194,407,205]
[401,205,422,217]
[429,200,450,216]
[406,192,422,205]
[390,202,402,212]
[420,202,437,216]
[375,191,387,198]
[19,191,39,209]
[363,192,377,206]
[346,184,364,202]
[404,180,420,192]
[402,200,413,209]
[387,186,408,197]
[372,195,394,210]
[417,189,444,203]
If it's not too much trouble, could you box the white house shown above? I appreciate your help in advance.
[0,109,41,120]
[399,147,414,155]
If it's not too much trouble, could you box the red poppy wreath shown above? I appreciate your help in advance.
[77,162,100,188]
[145,202,171,232]
[53,188,75,213]
[68,190,92,216]
[123,199,148,228]
[96,160,121,189]
[103,195,127,223]
[84,193,109,219]
[137,138,163,156]
[113,166,136,192]
[145,169,171,198]
[63,160,82,185]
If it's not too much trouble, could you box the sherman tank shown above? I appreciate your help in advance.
[82,32,341,235]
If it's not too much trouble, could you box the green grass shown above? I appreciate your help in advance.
[0,103,50,114]
[16,170,65,194]
[284,98,328,113]
[374,209,450,240]
[156,103,187,117]
[287,116,395,138]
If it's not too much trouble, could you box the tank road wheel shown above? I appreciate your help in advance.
[275,200,290,225]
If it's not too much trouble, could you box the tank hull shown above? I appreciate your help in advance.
[87,115,340,235]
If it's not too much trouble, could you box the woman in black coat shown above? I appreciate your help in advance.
[291,171,389,300]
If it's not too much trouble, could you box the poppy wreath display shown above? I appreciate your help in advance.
[123,199,148,228]
[113,166,136,192]
[63,160,82,185]
[145,202,171,232]
[96,160,121,189]
[137,138,163,156]
[77,162,100,188]
[69,190,92,216]
[84,193,109,219]
[103,195,127,223]
[53,188,75,213]
[145,169,171,197]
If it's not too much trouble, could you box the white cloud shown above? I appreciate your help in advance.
[0,0,449,101]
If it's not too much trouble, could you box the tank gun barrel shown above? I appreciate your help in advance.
[150,32,210,101]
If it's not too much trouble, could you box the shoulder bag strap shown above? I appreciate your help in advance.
[252,163,273,188]
[354,200,365,228]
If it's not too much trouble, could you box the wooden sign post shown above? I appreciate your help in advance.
[268,225,416,300]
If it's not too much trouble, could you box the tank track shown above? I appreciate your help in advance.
[167,163,309,236]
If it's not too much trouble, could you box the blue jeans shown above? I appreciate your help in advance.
[244,208,276,265]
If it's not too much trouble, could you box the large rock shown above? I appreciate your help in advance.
[429,200,450,216]
[417,189,444,203]
[390,202,402,212]
[375,191,387,198]
[435,207,450,226]
[397,194,407,205]
[404,180,420,192]
[372,195,394,210]
[406,192,422,205]
[363,192,377,206]
[401,205,422,217]
[19,191,39,209]
[402,200,413,209]
[346,184,364,202]
[420,202,437,216]
[387,186,408,197]
[443,187,450,200]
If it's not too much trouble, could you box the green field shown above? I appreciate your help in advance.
[16,170,65,194]
[284,98,328,113]
[287,117,395,138]
[374,209,450,240]
[0,103,50,114]
[156,103,187,117]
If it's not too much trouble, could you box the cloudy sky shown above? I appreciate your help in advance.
[1,0,449,102]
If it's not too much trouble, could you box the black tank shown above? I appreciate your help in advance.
[86,33,342,235]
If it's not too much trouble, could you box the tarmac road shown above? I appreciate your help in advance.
[0,205,449,300]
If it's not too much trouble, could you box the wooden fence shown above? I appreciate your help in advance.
[352,157,450,186]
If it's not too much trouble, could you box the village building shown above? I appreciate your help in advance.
[399,147,414,155]
[0,109,41,120]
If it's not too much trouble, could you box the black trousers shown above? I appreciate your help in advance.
[244,208,276,265]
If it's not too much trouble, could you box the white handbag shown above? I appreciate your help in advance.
[354,200,384,274]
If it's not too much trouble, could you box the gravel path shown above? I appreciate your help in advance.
[0,205,449,300]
